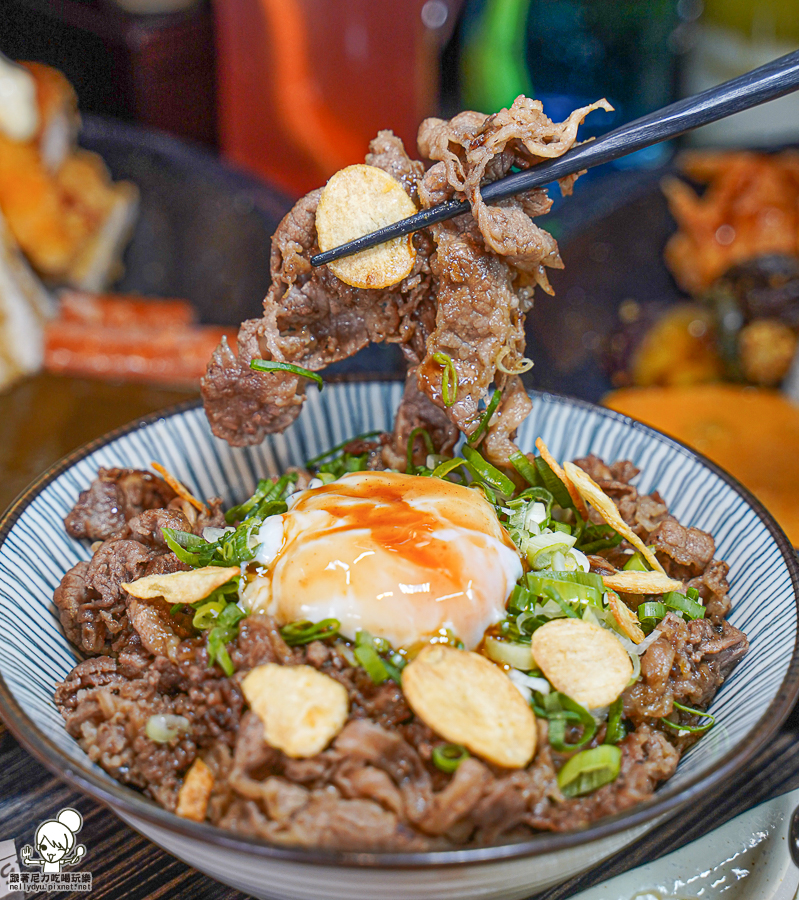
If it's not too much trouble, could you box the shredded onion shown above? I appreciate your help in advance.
[496,346,534,375]
[484,636,535,670]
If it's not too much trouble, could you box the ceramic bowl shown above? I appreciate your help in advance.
[1,382,798,900]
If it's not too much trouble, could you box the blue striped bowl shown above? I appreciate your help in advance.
[1,383,798,900]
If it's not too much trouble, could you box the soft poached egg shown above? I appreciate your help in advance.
[242,471,522,650]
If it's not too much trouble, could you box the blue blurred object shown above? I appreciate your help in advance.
[460,0,684,176]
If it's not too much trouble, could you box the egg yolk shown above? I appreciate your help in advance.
[242,471,523,650]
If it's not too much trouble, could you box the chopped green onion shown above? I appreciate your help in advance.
[604,697,627,745]
[225,473,296,524]
[638,601,667,632]
[206,602,247,676]
[250,358,323,389]
[516,486,555,517]
[280,619,340,647]
[461,445,516,496]
[508,583,534,614]
[623,552,649,572]
[484,636,535,669]
[533,457,573,510]
[509,450,540,486]
[524,533,578,570]
[354,631,391,684]
[432,743,470,773]
[304,431,382,470]
[162,527,218,567]
[662,591,705,620]
[193,599,227,630]
[661,700,715,735]
[526,572,602,608]
[577,523,624,555]
[557,745,622,797]
[406,427,435,476]
[431,457,468,481]
[535,691,597,752]
[432,351,459,407]
[468,389,503,446]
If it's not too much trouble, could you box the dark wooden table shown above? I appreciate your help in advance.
[2,373,799,900]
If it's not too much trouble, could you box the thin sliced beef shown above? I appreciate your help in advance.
[624,613,748,721]
[203,98,611,452]
[64,468,176,541]
[203,138,435,447]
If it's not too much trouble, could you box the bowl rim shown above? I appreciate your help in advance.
[1,387,798,870]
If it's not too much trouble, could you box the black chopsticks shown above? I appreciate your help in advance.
[310,49,799,269]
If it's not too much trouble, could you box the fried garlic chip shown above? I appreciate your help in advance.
[122,566,239,605]
[562,461,665,573]
[606,591,645,644]
[602,571,683,595]
[242,663,349,759]
[402,645,536,769]
[531,618,632,709]
[151,461,209,515]
[176,757,214,822]
[534,438,589,518]
[316,164,417,289]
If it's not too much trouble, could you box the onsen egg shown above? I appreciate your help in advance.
[242,471,523,650]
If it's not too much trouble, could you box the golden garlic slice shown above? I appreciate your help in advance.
[401,644,536,769]
[122,566,239,605]
[316,164,417,289]
[606,591,646,644]
[242,663,349,759]
[531,618,632,709]
[563,461,665,573]
[601,570,682,595]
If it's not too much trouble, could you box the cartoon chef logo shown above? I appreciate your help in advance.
[20,808,86,874]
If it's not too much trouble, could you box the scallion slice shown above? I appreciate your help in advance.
[484,636,535,669]
[604,697,626,745]
[354,631,391,684]
[533,456,573,510]
[623,552,649,572]
[557,745,622,797]
[661,700,715,735]
[638,601,667,629]
[662,591,705,620]
[461,445,516,496]
[509,451,540,487]
[406,427,435,476]
[467,389,503,446]
[535,691,597,752]
[431,457,468,481]
[432,743,470,773]
[280,619,340,647]
[193,599,226,630]
[250,358,323,389]
[304,431,382,469]
[432,352,459,407]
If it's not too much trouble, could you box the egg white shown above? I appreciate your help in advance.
[241,471,522,650]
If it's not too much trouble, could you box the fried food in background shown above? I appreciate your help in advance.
[0,62,138,290]
[45,291,236,387]
[604,384,799,546]
[663,151,799,295]
[0,207,52,387]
